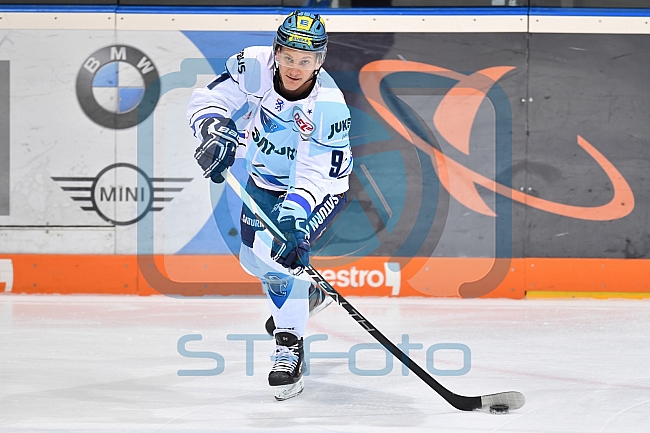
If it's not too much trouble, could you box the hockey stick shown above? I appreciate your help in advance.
[225,171,525,412]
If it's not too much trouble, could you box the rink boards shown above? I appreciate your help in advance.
[2,255,650,299]
[1,7,650,298]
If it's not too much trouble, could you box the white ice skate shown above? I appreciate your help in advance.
[269,332,304,401]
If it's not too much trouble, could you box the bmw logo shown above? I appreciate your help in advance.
[76,45,160,129]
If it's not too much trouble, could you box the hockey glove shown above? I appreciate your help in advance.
[194,117,238,183]
[271,216,311,272]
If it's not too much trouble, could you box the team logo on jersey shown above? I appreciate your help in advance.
[76,45,160,130]
[292,107,316,139]
[260,106,287,133]
[52,163,191,225]
[263,273,293,308]
[274,99,285,112]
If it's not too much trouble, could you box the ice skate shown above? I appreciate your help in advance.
[265,284,333,335]
[269,332,304,401]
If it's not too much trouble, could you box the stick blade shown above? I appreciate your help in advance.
[480,391,526,412]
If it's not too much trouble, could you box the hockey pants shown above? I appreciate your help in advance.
[238,177,347,337]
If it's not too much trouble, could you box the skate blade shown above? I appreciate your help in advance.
[273,377,304,401]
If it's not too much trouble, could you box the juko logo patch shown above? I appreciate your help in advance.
[327,117,351,139]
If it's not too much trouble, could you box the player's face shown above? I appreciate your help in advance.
[276,47,320,92]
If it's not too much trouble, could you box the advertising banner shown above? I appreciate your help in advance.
[0,10,649,297]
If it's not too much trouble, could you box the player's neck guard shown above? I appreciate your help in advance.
[273,68,318,102]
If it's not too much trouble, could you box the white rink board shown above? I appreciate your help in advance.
[0,29,218,254]
[0,9,648,256]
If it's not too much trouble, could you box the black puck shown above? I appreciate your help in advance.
[489,404,509,414]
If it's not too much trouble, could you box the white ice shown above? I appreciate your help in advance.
[1,294,649,432]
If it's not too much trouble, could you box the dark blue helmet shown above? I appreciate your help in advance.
[274,10,328,62]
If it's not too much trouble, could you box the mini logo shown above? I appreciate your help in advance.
[274,99,285,112]
[76,45,160,129]
[52,163,191,225]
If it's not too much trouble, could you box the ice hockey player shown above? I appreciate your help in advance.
[187,10,353,401]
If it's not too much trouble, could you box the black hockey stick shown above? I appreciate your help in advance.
[225,172,525,412]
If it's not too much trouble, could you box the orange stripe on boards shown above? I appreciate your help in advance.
[138,255,262,296]
[0,255,648,298]
[0,254,261,296]
[401,257,516,298]
[527,291,650,300]
[161,255,259,284]
[3,255,139,295]
[525,258,650,293]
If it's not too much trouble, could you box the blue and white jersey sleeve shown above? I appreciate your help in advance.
[280,81,353,222]
[186,46,272,141]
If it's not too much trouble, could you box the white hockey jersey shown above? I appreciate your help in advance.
[187,46,353,221]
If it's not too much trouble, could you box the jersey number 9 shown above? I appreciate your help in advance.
[329,150,344,178]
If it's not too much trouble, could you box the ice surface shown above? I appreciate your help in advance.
[1,295,649,432]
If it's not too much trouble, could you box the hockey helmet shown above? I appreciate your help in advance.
[274,10,328,66]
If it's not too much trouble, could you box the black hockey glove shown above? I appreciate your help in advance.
[271,216,311,273]
[194,117,238,183]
